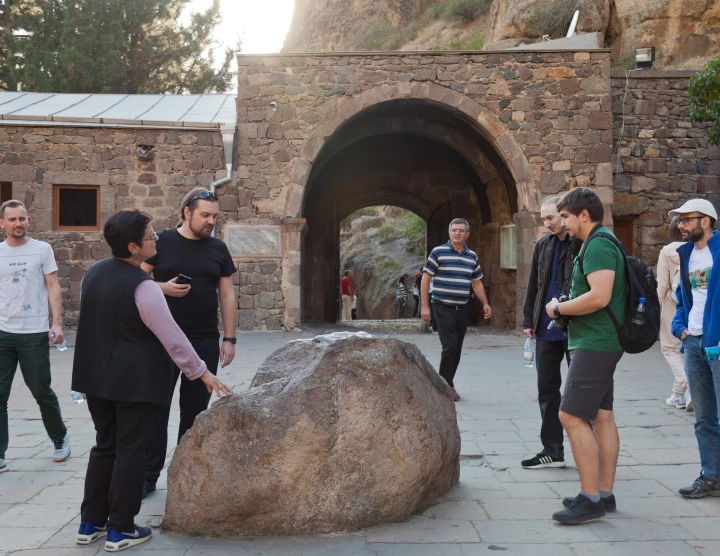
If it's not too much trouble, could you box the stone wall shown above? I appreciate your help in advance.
[0,125,230,326]
[236,50,615,328]
[611,70,720,264]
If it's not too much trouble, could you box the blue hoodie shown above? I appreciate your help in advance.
[672,230,720,349]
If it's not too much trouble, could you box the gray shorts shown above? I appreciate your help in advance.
[560,349,623,421]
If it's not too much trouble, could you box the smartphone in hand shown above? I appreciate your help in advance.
[176,274,192,285]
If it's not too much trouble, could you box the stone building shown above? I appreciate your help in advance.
[0,94,237,327]
[1,52,718,331]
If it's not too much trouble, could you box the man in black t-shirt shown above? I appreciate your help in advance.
[141,188,237,496]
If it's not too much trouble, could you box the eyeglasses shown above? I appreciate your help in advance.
[186,190,218,207]
[142,230,158,241]
[678,216,705,226]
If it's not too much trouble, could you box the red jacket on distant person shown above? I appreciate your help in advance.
[341,276,355,296]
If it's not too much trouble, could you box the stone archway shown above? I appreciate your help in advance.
[284,81,540,218]
[298,89,535,326]
[234,50,613,330]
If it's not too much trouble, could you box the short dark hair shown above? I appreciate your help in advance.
[0,199,26,219]
[104,210,151,258]
[556,188,604,223]
[344,270,350,276]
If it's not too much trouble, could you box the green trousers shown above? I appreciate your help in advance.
[0,330,67,459]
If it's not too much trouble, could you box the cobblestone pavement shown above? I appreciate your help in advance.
[1,329,717,555]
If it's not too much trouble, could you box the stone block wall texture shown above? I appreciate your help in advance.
[611,70,720,265]
[0,126,230,326]
[236,50,614,328]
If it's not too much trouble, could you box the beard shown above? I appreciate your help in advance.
[682,226,704,243]
[189,220,213,239]
[7,227,27,239]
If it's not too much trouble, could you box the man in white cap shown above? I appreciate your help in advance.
[670,198,720,499]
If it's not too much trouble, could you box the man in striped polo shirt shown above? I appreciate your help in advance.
[421,218,492,401]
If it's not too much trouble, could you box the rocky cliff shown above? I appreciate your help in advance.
[283,0,720,69]
[340,207,426,320]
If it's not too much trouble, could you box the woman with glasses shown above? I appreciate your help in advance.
[71,209,231,551]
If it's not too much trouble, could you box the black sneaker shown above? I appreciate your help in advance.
[678,475,720,499]
[552,493,606,524]
[563,493,616,512]
[141,481,156,499]
[521,453,566,469]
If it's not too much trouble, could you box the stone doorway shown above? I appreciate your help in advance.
[235,50,613,331]
[301,99,522,327]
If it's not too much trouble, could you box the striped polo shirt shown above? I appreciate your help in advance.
[423,241,483,305]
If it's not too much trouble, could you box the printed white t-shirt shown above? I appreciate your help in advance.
[687,245,713,336]
[0,238,58,334]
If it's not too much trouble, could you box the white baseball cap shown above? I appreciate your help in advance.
[668,199,718,220]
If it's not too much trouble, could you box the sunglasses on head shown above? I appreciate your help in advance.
[186,190,217,207]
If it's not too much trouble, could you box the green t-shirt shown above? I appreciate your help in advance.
[568,226,627,352]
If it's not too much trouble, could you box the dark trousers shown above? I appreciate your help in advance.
[0,330,66,459]
[536,339,570,459]
[433,303,469,388]
[413,294,420,317]
[82,395,160,532]
[144,336,219,484]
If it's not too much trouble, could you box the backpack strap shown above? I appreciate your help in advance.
[576,229,627,333]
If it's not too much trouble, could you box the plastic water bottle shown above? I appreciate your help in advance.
[631,297,647,326]
[523,337,535,368]
[50,333,68,351]
[70,391,85,404]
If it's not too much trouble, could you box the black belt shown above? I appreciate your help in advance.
[434,302,468,311]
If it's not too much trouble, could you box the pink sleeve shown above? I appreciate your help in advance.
[134,280,207,381]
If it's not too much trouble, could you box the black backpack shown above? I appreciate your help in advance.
[577,230,660,354]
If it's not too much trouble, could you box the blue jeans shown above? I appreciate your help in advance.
[683,335,720,480]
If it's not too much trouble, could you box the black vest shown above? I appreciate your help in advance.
[71,258,174,405]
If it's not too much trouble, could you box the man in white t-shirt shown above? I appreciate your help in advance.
[0,200,69,473]
[670,199,720,499]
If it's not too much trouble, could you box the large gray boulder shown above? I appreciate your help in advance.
[162,332,460,536]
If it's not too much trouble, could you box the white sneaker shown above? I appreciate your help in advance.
[685,390,693,412]
[666,395,686,409]
[53,433,71,462]
[0,458,8,472]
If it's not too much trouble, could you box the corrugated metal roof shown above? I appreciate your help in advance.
[0,92,237,128]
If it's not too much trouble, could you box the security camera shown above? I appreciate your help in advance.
[137,145,154,155]
[270,101,277,112]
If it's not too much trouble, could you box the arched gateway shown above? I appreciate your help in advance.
[232,50,614,330]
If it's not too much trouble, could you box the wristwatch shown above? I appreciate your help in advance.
[553,304,561,318]
[222,337,237,344]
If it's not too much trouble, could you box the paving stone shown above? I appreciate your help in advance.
[630,464,703,480]
[626,449,700,465]
[589,517,696,541]
[0,484,47,504]
[422,500,487,521]
[471,519,602,544]
[502,482,560,499]
[689,540,720,555]
[0,504,78,528]
[674,517,720,540]
[0,527,59,551]
[366,516,480,543]
[369,543,462,555]
[459,544,573,555]
[604,497,707,518]
[567,541,699,555]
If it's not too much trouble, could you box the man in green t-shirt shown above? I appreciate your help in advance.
[544,188,627,525]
